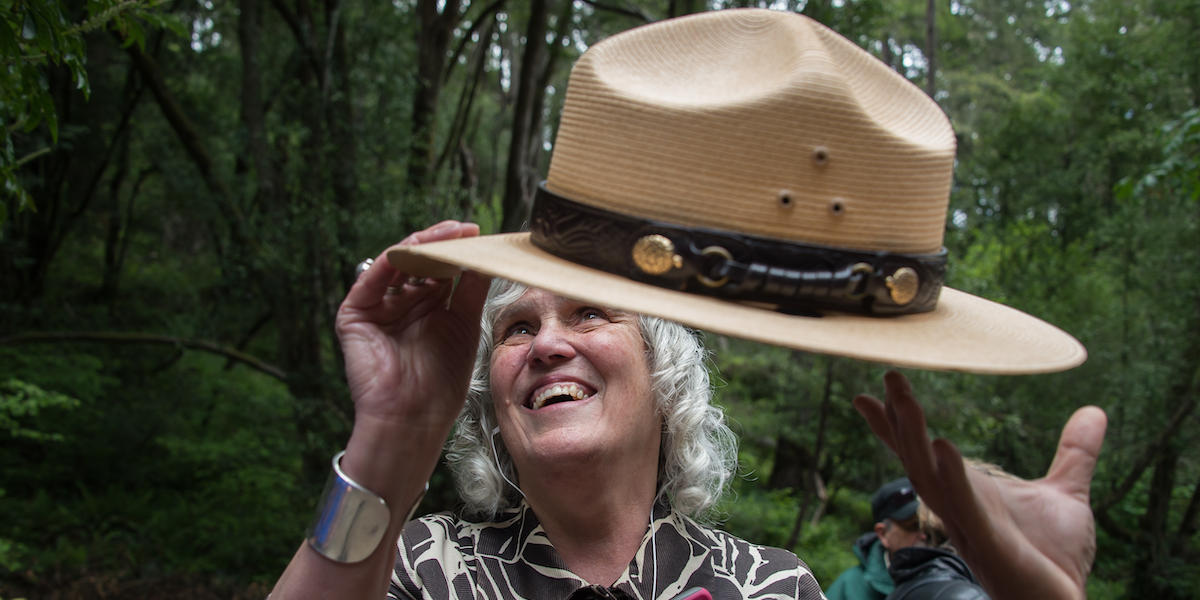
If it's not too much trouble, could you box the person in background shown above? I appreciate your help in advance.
[886,496,992,600]
[826,478,927,600]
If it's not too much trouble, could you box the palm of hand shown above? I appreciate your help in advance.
[854,371,1106,600]
[338,286,482,429]
[944,454,1098,599]
[336,221,490,432]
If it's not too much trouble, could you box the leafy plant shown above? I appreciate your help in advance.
[0,378,79,441]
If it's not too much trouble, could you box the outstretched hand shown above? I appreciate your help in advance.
[853,371,1107,600]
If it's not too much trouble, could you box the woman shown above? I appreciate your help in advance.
[275,221,823,599]
[393,280,817,597]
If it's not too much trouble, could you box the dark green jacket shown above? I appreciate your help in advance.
[825,533,893,600]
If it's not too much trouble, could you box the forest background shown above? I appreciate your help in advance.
[1,0,1197,598]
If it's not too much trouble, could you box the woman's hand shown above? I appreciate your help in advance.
[272,222,492,600]
[853,371,1107,600]
[337,220,490,432]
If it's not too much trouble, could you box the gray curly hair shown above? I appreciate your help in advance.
[444,279,738,520]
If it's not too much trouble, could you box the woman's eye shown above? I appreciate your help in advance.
[580,308,607,321]
[500,322,534,341]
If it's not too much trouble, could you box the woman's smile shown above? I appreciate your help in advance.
[527,380,595,410]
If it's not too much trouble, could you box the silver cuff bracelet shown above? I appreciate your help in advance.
[306,450,390,563]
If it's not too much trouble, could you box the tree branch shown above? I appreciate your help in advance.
[436,18,495,175]
[1096,361,1199,547]
[1098,387,1197,513]
[269,0,323,79]
[224,311,274,371]
[0,332,287,382]
[1172,477,1200,556]
[321,0,344,99]
[443,0,506,84]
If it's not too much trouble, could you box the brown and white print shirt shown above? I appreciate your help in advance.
[389,502,825,600]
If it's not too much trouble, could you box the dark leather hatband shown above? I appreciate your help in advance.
[530,184,946,316]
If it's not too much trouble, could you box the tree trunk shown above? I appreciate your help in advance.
[527,0,574,177]
[882,32,895,72]
[501,0,550,232]
[925,0,936,96]
[783,357,835,549]
[1132,441,1183,597]
[406,0,463,198]
[239,0,277,205]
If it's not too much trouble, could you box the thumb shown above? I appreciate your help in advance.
[1043,405,1107,498]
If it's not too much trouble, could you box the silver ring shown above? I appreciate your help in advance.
[355,258,374,278]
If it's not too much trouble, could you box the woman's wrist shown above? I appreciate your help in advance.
[341,413,451,516]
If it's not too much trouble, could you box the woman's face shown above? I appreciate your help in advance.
[489,288,661,475]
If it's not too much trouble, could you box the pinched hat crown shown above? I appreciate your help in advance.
[548,9,955,255]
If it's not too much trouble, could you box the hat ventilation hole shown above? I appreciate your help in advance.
[813,146,830,165]
[778,190,794,208]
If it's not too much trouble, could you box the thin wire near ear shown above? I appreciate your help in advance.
[490,426,526,500]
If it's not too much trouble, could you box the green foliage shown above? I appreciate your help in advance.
[1087,577,1127,600]
[0,0,180,223]
[719,487,798,549]
[0,351,307,584]
[0,378,80,441]
[793,514,865,590]
[717,484,881,590]
[1117,108,1200,204]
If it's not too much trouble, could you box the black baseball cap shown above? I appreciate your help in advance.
[871,477,919,523]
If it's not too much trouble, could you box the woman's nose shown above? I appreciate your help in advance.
[527,321,577,365]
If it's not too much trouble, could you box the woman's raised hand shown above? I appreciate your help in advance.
[854,371,1107,600]
[337,220,491,432]
[272,222,492,600]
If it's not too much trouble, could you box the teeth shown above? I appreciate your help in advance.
[530,383,589,410]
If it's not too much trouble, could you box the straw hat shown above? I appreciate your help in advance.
[388,9,1086,374]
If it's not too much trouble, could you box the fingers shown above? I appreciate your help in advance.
[882,371,941,493]
[853,394,898,454]
[345,246,403,309]
[854,371,937,480]
[1044,405,1107,498]
[931,438,994,549]
[344,221,481,310]
[402,220,480,246]
[859,372,967,530]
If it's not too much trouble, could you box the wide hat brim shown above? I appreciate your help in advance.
[388,233,1087,375]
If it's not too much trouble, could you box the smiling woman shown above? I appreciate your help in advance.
[448,279,737,522]
[391,282,813,596]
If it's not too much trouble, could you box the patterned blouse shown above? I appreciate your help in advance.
[389,502,826,599]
